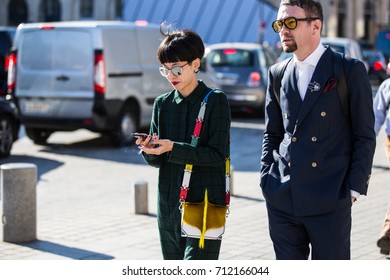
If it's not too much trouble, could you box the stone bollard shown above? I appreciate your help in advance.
[134,180,148,215]
[0,163,37,242]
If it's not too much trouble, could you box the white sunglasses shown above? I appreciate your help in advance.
[159,63,189,77]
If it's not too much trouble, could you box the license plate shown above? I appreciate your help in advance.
[218,77,237,85]
[23,100,51,114]
[216,73,239,85]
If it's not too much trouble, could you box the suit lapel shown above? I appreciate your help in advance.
[281,59,302,108]
[295,48,334,129]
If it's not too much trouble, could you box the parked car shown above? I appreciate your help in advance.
[204,42,276,116]
[276,37,369,71]
[0,27,16,96]
[0,95,20,158]
[321,37,369,71]
[7,21,174,146]
[321,37,364,60]
[362,49,389,85]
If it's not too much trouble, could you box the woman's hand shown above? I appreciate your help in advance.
[140,138,174,155]
[135,133,157,149]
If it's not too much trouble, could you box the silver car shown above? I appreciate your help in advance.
[321,37,369,72]
[204,42,276,116]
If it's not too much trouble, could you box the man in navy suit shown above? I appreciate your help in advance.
[260,0,376,260]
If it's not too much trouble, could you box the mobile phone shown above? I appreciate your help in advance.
[131,133,149,139]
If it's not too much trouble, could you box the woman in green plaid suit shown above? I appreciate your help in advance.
[135,23,231,260]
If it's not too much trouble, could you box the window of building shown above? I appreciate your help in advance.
[80,0,93,18]
[43,0,61,22]
[8,0,28,26]
[388,0,390,25]
[364,0,375,40]
[116,0,123,19]
[337,0,347,37]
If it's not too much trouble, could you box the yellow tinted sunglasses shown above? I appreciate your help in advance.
[272,17,320,33]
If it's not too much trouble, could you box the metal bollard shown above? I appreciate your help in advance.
[0,163,37,242]
[134,180,148,215]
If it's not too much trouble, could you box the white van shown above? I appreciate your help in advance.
[7,21,172,145]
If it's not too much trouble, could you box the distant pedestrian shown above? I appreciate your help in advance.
[133,22,231,260]
[260,0,376,259]
[373,77,390,255]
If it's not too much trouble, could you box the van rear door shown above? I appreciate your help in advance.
[16,28,94,119]
[134,27,173,125]
[102,27,141,100]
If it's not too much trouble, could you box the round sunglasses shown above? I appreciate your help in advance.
[159,63,189,77]
[272,17,320,33]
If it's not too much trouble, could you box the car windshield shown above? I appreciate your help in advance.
[208,49,254,67]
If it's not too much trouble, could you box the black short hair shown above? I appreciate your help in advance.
[157,22,205,64]
[280,0,323,23]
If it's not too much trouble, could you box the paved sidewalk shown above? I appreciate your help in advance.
[0,126,389,260]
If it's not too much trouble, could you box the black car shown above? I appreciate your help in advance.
[0,27,16,96]
[0,96,20,158]
[363,49,390,85]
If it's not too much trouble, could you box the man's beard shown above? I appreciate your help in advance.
[283,41,298,53]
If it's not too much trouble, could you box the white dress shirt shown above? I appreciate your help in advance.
[294,43,326,100]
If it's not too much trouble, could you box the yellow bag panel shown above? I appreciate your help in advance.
[182,202,226,230]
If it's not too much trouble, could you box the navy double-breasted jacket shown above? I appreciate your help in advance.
[260,47,376,216]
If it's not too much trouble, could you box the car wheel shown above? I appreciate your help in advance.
[0,115,16,158]
[25,127,52,144]
[110,105,137,146]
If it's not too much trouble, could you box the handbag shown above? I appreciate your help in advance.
[179,89,230,249]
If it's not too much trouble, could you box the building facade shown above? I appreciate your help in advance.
[0,0,122,25]
[1,0,390,46]
[325,0,390,44]
[266,0,390,45]
[122,0,279,45]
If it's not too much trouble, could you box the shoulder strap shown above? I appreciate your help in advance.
[272,57,293,105]
[332,51,349,117]
[179,89,230,206]
[191,89,215,145]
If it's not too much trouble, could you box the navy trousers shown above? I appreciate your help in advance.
[267,204,351,260]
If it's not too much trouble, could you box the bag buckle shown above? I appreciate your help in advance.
[179,186,188,202]
[179,201,184,211]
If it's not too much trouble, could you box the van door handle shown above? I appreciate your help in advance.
[56,75,69,81]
